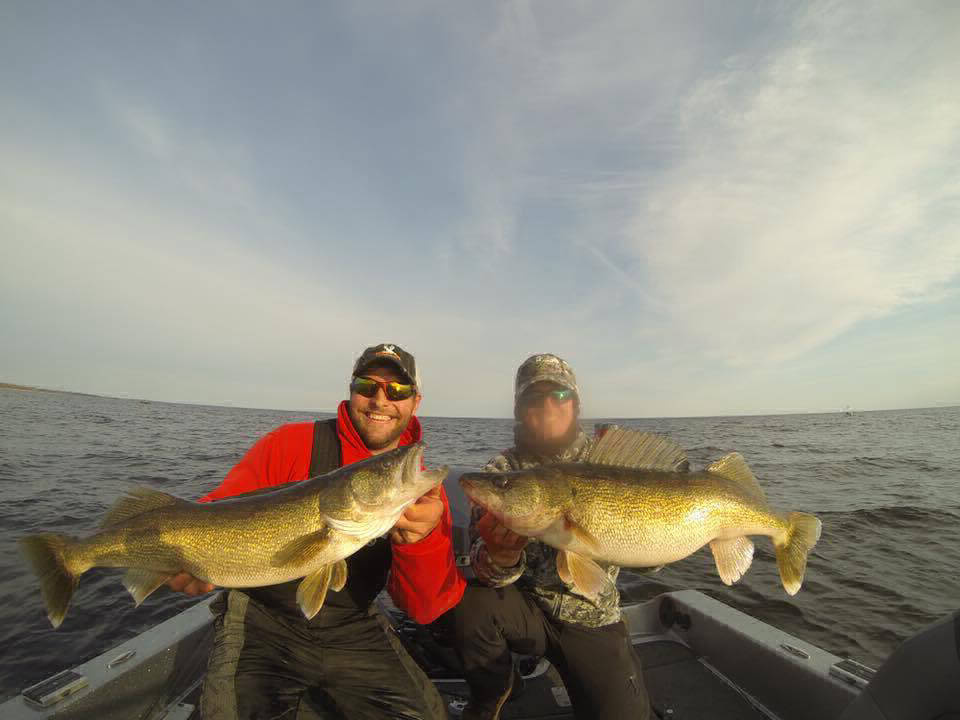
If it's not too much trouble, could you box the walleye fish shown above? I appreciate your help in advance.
[460,428,820,600]
[21,443,446,628]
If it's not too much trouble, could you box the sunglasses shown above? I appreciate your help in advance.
[350,376,417,401]
[521,388,575,407]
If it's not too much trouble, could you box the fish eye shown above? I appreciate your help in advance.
[494,476,510,489]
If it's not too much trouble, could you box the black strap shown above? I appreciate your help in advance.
[309,419,341,477]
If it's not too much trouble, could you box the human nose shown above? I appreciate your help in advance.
[370,385,390,405]
[540,396,561,411]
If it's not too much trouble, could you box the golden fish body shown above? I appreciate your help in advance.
[460,429,820,600]
[21,443,447,627]
[541,466,791,566]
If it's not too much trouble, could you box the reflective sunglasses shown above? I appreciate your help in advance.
[350,376,417,401]
[521,388,575,408]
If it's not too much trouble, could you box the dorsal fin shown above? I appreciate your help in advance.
[100,486,187,528]
[705,452,765,502]
[585,428,688,472]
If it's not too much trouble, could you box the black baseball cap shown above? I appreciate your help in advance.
[352,343,420,388]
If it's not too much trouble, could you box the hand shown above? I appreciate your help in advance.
[476,513,527,568]
[390,486,443,544]
[166,571,215,596]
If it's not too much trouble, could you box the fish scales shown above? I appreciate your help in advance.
[67,490,330,586]
[559,467,785,566]
[20,443,448,627]
[460,428,821,600]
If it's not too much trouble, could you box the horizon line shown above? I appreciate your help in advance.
[3,382,956,421]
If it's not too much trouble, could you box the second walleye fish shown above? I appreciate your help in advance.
[21,443,446,628]
[460,428,821,600]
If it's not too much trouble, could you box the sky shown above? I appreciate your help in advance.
[2,1,958,418]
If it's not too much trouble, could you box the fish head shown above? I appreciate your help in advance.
[345,442,448,513]
[459,469,569,536]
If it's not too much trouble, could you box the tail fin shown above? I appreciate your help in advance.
[774,513,822,596]
[19,534,79,628]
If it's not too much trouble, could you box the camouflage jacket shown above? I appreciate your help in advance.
[469,427,622,627]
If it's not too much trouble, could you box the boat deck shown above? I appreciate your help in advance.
[434,638,768,719]
[166,636,768,719]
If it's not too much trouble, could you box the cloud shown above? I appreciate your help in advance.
[614,1,960,366]
[449,1,959,369]
[109,96,174,160]
[2,1,957,417]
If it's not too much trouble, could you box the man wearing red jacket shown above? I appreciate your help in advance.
[168,343,465,720]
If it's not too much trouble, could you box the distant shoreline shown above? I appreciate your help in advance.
[0,382,100,398]
[2,381,957,420]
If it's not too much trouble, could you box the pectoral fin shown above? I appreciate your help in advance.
[273,527,334,568]
[563,514,602,553]
[559,550,611,600]
[710,536,755,585]
[556,551,572,585]
[123,569,174,606]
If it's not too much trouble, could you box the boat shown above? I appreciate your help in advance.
[1,469,870,720]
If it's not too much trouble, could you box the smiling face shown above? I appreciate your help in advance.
[347,363,421,453]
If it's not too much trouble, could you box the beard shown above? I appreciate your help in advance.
[348,405,409,450]
[362,422,407,450]
[514,421,581,458]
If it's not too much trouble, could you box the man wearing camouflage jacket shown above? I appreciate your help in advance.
[451,354,652,720]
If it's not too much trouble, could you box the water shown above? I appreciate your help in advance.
[1,388,958,700]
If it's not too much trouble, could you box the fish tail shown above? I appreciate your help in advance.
[773,512,822,596]
[19,534,81,628]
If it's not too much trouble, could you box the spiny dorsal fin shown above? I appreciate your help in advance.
[705,453,765,502]
[585,428,688,472]
[100,487,187,528]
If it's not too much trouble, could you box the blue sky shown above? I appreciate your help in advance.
[2,2,958,418]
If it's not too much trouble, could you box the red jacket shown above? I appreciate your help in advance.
[200,401,465,624]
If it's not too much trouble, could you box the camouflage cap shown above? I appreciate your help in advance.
[353,343,420,389]
[514,353,579,404]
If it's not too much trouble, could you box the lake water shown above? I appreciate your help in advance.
[1,387,958,699]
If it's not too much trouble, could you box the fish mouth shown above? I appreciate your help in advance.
[402,443,448,488]
[422,465,449,488]
[458,474,490,507]
[402,443,425,479]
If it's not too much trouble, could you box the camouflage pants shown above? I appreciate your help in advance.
[451,583,651,720]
